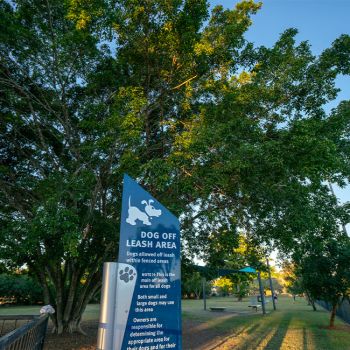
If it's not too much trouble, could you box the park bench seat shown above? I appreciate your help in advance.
[248,304,261,311]
[209,307,226,311]
[248,296,261,312]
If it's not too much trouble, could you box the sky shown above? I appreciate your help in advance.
[209,0,350,233]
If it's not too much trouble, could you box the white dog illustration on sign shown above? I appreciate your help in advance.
[126,196,162,226]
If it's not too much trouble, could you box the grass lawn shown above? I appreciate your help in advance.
[1,295,349,349]
[182,295,350,349]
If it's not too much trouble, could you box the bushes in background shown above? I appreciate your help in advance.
[0,274,43,305]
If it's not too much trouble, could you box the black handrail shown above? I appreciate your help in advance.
[0,314,49,350]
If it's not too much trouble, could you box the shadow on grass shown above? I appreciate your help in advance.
[197,313,285,350]
[206,323,261,350]
[213,312,293,350]
[260,313,291,350]
[183,296,350,350]
[303,327,308,350]
[309,324,350,350]
[182,313,265,350]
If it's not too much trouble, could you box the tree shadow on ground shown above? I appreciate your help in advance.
[211,312,292,350]
[182,313,263,350]
[303,327,309,350]
[259,313,291,350]
[205,323,261,350]
[309,323,350,350]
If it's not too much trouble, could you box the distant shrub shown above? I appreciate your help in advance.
[0,274,43,304]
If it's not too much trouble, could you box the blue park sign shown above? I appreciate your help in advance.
[114,174,182,350]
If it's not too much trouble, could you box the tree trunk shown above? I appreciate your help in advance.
[33,256,103,335]
[236,285,242,301]
[67,318,86,335]
[63,262,80,325]
[329,304,337,328]
[310,299,317,311]
[305,292,317,311]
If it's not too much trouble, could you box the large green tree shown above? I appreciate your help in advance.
[0,0,262,333]
[176,31,350,254]
[1,0,350,333]
[0,0,124,333]
[280,190,350,326]
[292,234,350,327]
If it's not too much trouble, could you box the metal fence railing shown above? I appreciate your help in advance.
[316,299,350,325]
[0,315,49,350]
